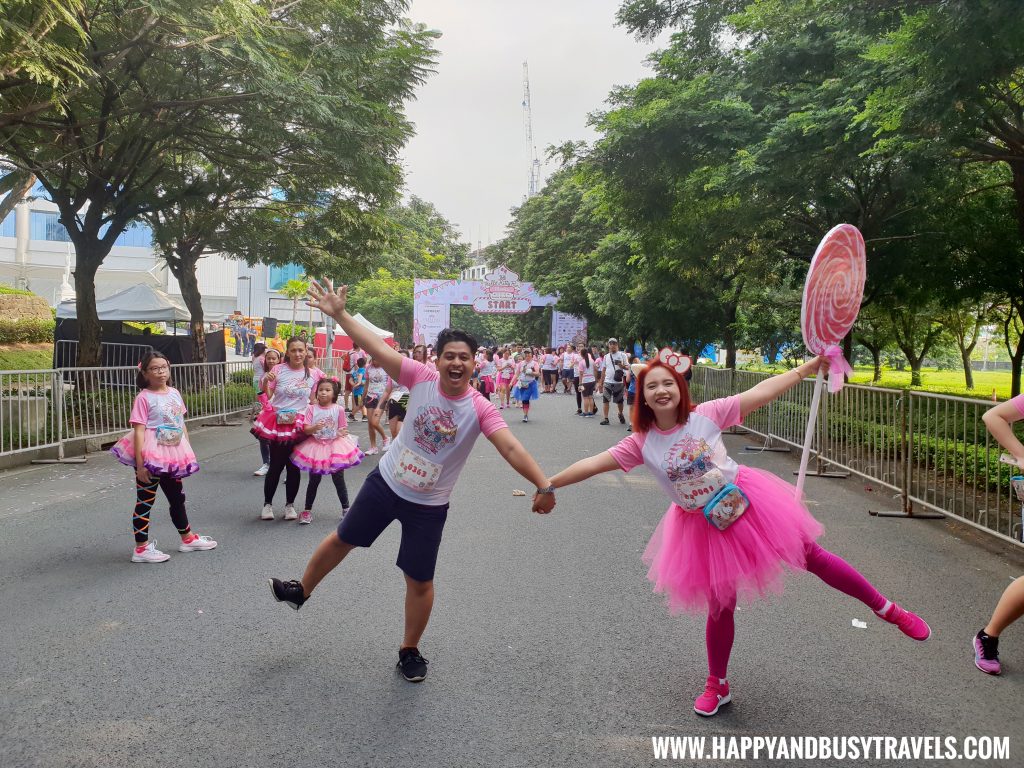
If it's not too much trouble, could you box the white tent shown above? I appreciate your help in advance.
[319,313,393,339]
[56,283,191,322]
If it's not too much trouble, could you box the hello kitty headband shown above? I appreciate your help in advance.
[657,347,691,375]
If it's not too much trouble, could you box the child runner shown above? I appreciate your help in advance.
[252,347,281,477]
[111,351,216,563]
[973,395,1024,675]
[542,348,559,393]
[364,356,393,455]
[350,357,366,422]
[270,278,556,683]
[512,349,541,423]
[291,377,364,524]
[496,349,515,410]
[252,337,323,521]
[541,351,930,716]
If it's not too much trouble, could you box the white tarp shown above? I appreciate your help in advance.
[319,313,393,339]
[56,283,191,322]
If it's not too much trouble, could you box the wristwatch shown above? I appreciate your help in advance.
[536,484,556,495]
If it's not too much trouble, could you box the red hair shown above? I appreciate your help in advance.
[631,360,696,433]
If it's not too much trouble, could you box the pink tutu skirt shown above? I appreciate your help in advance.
[291,435,364,474]
[643,465,823,617]
[110,431,199,479]
[480,375,495,395]
[251,408,301,443]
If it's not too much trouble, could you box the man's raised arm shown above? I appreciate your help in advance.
[307,279,404,382]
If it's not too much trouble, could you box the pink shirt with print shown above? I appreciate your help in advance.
[377,357,508,505]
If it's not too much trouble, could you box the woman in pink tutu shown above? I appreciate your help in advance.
[252,337,323,521]
[544,350,930,717]
[111,351,216,563]
[291,377,364,524]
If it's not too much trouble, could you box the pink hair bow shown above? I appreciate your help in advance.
[658,348,691,375]
[823,344,853,393]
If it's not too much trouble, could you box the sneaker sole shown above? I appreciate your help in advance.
[131,555,169,563]
[298,519,312,525]
[973,639,1001,675]
[694,693,731,717]
[178,543,217,552]
[268,578,303,611]
[396,665,426,682]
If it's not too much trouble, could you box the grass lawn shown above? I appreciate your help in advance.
[739,364,1014,400]
[0,344,54,371]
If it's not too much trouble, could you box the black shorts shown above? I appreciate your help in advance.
[542,369,558,386]
[336,468,449,582]
[602,382,625,404]
[387,400,407,421]
[626,391,636,406]
[581,381,595,397]
[364,396,381,409]
[560,368,574,381]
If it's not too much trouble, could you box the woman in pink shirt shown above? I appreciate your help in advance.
[543,351,930,717]
[972,394,1024,675]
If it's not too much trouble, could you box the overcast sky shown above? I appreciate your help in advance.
[402,0,664,252]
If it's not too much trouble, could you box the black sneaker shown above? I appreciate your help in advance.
[618,413,626,424]
[268,578,307,610]
[397,647,429,682]
[599,418,609,425]
[576,409,583,415]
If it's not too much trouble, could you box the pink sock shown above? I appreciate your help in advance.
[803,542,887,612]
[706,606,735,680]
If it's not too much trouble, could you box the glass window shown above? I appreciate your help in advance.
[113,221,152,247]
[268,263,304,291]
[29,211,71,242]
[0,213,15,237]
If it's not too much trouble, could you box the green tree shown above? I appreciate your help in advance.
[280,278,309,330]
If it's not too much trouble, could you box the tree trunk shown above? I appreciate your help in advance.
[961,349,975,390]
[174,250,207,364]
[842,332,854,381]
[910,358,923,387]
[72,250,103,368]
[1011,160,1024,241]
[868,346,882,382]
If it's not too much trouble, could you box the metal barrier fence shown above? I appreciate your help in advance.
[54,340,154,369]
[1,361,256,460]
[689,366,1024,547]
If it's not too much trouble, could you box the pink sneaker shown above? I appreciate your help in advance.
[298,509,312,525]
[694,676,731,717]
[877,603,931,641]
[973,631,1001,675]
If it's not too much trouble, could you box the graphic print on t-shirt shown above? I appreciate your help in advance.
[413,405,458,455]
[157,397,186,427]
[662,434,725,508]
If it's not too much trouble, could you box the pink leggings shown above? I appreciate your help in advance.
[706,542,887,679]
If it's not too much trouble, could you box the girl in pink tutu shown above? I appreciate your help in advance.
[252,337,323,521]
[544,351,930,717]
[111,351,217,563]
[291,378,364,524]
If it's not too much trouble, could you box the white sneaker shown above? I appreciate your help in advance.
[254,463,269,476]
[178,534,218,552]
[132,540,170,563]
[381,440,391,452]
[283,505,298,521]
[261,504,274,520]
[365,447,379,456]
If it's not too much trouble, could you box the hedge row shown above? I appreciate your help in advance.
[0,318,55,344]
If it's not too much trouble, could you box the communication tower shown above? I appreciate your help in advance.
[522,61,541,198]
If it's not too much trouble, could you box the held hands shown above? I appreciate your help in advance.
[307,278,348,320]
[531,489,556,514]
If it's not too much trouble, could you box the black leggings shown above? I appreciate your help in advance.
[133,475,189,544]
[304,471,350,511]
[264,441,301,505]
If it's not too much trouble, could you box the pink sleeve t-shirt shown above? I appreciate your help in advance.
[377,357,508,505]
[1011,394,1024,419]
[129,388,188,430]
[607,395,744,510]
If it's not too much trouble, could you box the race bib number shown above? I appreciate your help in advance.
[393,447,442,492]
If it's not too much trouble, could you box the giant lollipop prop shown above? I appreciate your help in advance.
[795,224,866,497]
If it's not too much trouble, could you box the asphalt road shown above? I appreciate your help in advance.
[1,391,1021,768]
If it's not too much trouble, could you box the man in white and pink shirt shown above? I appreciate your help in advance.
[271,279,556,683]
